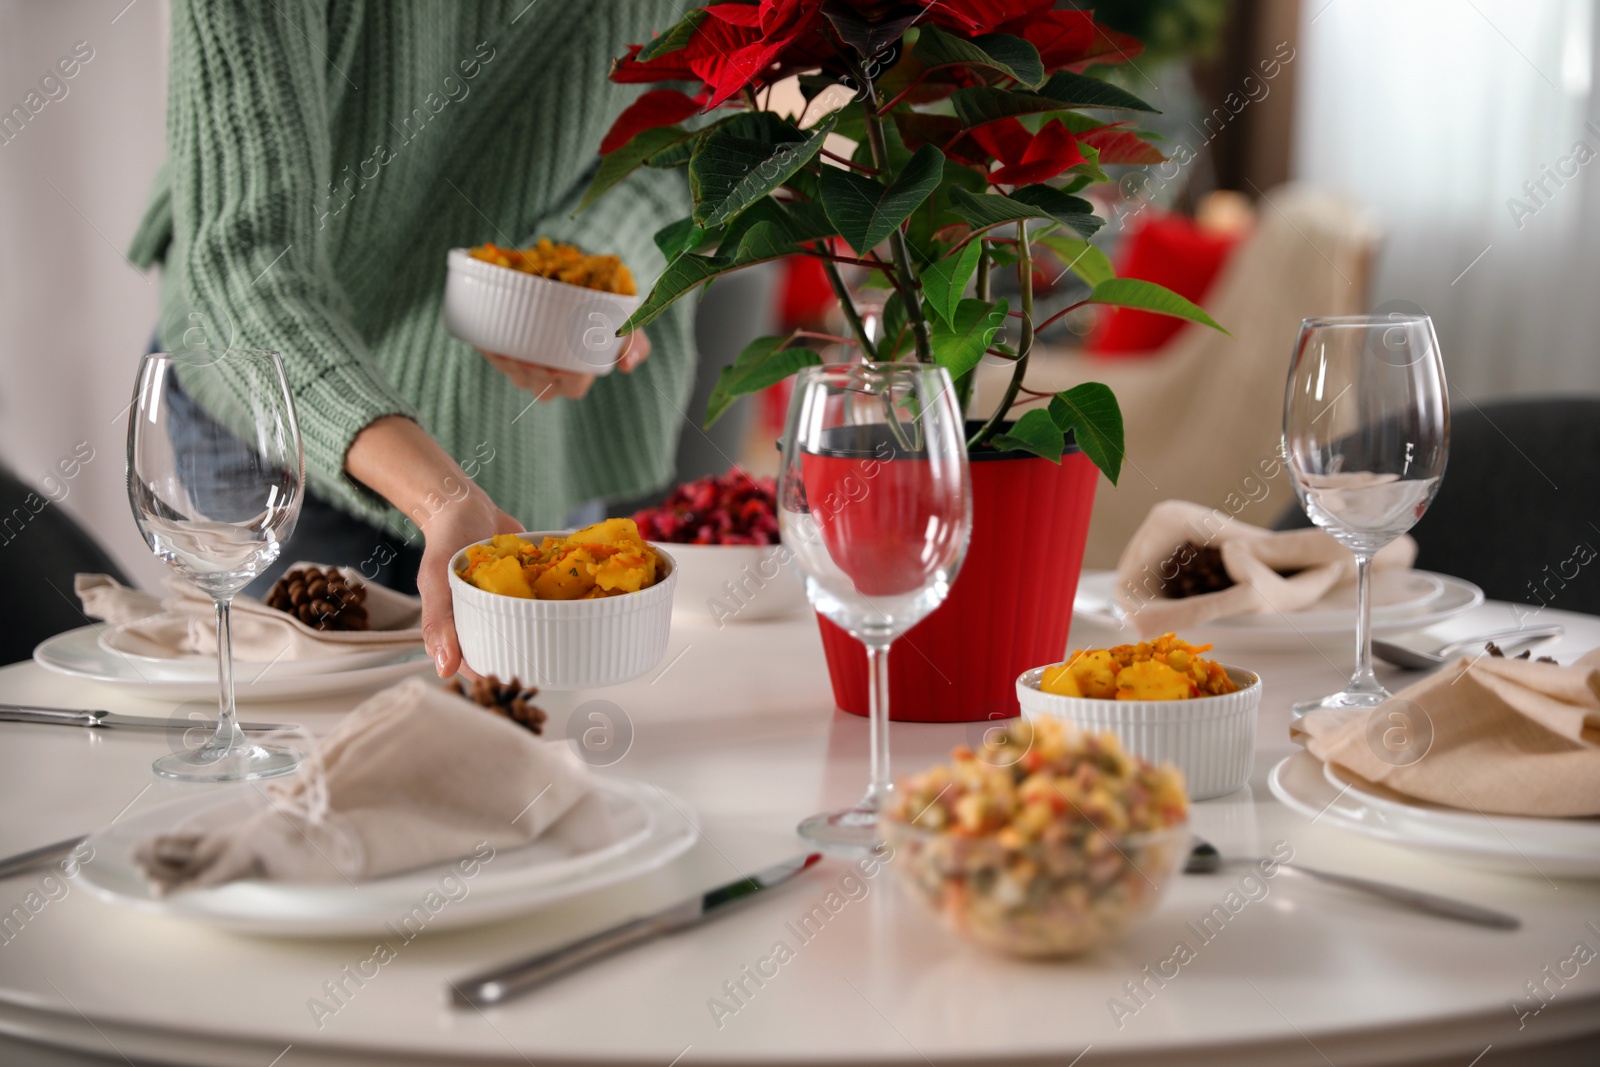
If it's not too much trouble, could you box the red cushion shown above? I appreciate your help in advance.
[1085,211,1240,357]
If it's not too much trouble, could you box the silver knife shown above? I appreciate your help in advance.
[1281,863,1520,929]
[0,835,90,881]
[450,852,823,1008]
[0,704,292,733]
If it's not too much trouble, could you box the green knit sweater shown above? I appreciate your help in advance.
[129,0,695,541]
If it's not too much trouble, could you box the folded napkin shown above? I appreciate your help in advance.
[1113,500,1417,638]
[1292,649,1600,817]
[135,678,616,892]
[77,564,422,661]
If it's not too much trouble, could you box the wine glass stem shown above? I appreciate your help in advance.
[862,639,893,811]
[210,596,244,750]
[1350,551,1381,695]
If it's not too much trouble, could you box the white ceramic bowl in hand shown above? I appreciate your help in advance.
[1016,664,1261,800]
[442,249,642,376]
[665,542,807,625]
[449,532,676,690]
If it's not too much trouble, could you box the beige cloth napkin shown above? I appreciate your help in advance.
[1113,500,1417,638]
[135,678,616,892]
[1292,649,1600,817]
[76,564,422,661]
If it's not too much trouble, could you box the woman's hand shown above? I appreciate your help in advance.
[345,415,520,678]
[479,330,651,401]
[414,487,520,678]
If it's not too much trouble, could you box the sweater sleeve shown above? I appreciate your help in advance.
[163,0,413,522]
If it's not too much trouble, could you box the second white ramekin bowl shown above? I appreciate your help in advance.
[666,543,808,624]
[1016,665,1261,800]
[449,533,676,689]
[442,248,642,375]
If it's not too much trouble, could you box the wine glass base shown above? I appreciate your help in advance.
[797,805,883,853]
[153,743,303,783]
[1291,687,1392,720]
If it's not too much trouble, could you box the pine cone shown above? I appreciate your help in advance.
[1161,541,1234,599]
[264,566,370,631]
[448,675,546,735]
[1485,641,1557,664]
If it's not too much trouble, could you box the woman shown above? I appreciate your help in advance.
[128,2,695,679]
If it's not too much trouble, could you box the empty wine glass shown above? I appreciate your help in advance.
[1283,315,1449,716]
[779,363,971,849]
[127,349,306,780]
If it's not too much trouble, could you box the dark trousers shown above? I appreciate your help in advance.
[156,341,425,596]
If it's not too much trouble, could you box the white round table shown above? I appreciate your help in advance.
[1,599,1598,1066]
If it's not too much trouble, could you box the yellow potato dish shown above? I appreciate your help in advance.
[1040,633,1240,701]
[458,519,662,601]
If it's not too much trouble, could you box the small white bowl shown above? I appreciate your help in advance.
[666,543,808,625]
[442,249,642,376]
[448,533,676,689]
[1016,664,1261,800]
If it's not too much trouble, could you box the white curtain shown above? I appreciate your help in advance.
[1293,0,1600,399]
[0,0,169,587]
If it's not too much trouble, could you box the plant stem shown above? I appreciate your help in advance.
[854,63,933,364]
[969,220,1034,449]
[819,249,877,361]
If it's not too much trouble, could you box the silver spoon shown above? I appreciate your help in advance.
[1185,839,1519,929]
[1372,625,1563,671]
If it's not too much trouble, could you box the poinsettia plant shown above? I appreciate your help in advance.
[583,0,1225,484]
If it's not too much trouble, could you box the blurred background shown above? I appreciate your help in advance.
[3,0,1598,596]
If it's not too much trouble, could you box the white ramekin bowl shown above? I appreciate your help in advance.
[448,533,676,690]
[442,248,642,376]
[1016,664,1261,800]
[665,543,808,625]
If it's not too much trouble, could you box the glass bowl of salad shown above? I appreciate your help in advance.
[884,716,1189,957]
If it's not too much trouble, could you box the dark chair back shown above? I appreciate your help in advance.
[1276,396,1600,616]
[0,465,130,665]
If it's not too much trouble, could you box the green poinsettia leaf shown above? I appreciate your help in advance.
[819,144,945,255]
[652,217,718,261]
[634,8,706,62]
[624,222,797,332]
[990,407,1066,463]
[690,113,837,228]
[880,290,912,359]
[921,239,984,325]
[948,187,1102,239]
[1036,71,1159,113]
[1049,382,1125,485]
[580,125,697,211]
[914,27,1045,88]
[950,86,1064,128]
[930,297,1008,381]
[1087,278,1228,334]
[705,334,823,428]
[719,198,836,258]
[1010,184,1102,238]
[1034,231,1114,287]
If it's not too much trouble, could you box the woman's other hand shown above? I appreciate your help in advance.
[478,330,650,401]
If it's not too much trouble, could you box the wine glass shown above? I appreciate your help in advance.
[1283,314,1449,716]
[779,363,971,849]
[127,349,306,781]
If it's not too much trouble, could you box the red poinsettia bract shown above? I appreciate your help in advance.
[968,117,1084,185]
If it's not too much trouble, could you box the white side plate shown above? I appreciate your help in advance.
[36,625,431,702]
[1269,751,1600,878]
[1075,570,1483,650]
[76,778,698,936]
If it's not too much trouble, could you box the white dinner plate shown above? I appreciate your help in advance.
[1269,751,1600,878]
[76,778,698,936]
[98,617,419,681]
[36,625,431,702]
[1074,570,1483,650]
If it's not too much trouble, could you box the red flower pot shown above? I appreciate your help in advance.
[817,444,1098,723]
